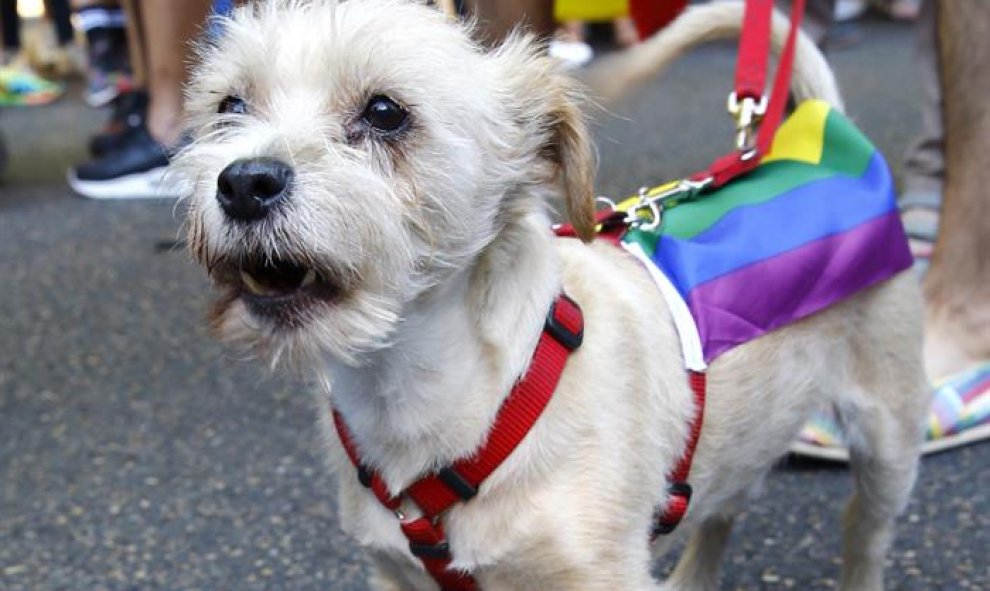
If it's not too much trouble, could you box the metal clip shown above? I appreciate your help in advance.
[624,178,713,232]
[727,91,767,152]
[594,196,618,212]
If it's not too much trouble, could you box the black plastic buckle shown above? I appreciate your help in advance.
[357,465,374,488]
[668,481,693,501]
[409,540,451,560]
[437,467,478,501]
[651,482,693,537]
[544,296,583,351]
[652,519,678,537]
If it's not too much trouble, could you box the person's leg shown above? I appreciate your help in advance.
[119,0,146,87]
[898,0,942,270]
[462,0,554,45]
[0,0,20,58]
[901,0,942,196]
[0,0,64,106]
[45,0,75,46]
[140,0,212,145]
[68,0,212,198]
[923,0,990,379]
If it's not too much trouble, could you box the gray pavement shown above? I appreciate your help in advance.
[1,15,988,591]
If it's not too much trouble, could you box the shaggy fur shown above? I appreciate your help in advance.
[177,2,930,589]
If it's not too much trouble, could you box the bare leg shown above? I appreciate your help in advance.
[139,0,212,145]
[899,0,943,264]
[924,0,990,379]
[118,0,145,87]
[462,0,554,45]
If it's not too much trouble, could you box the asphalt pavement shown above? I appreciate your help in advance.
[1,13,987,591]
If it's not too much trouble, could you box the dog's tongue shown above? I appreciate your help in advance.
[240,261,315,296]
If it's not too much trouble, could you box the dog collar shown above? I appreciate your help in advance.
[331,292,584,591]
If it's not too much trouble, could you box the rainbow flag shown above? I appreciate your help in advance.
[620,100,912,370]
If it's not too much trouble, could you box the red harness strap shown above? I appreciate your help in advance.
[332,293,584,591]
[555,219,708,537]
[652,370,706,536]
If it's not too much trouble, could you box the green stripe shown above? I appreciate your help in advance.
[623,225,659,255]
[662,110,877,240]
[662,161,835,239]
[818,109,876,177]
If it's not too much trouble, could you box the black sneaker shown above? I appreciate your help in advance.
[68,125,184,200]
[89,89,148,157]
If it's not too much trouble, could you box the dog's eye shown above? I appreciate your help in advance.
[362,95,408,133]
[218,95,248,115]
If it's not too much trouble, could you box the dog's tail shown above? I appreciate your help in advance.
[586,1,844,111]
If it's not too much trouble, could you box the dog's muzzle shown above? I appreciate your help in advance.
[216,157,294,222]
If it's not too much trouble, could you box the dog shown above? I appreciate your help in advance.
[176,1,930,589]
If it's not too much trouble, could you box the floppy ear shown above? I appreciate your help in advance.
[494,37,598,242]
[546,79,597,242]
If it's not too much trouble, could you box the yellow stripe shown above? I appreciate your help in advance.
[611,100,831,215]
[554,0,628,21]
[762,99,830,165]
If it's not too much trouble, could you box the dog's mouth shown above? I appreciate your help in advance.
[216,257,345,323]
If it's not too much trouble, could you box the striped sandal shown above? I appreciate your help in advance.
[792,362,990,461]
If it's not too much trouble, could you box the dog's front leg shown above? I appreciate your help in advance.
[366,550,441,591]
[658,515,736,591]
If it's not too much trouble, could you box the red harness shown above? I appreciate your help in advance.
[331,293,706,590]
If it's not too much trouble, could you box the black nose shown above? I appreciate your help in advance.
[216,157,294,221]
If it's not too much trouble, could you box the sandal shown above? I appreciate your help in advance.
[0,65,64,107]
[791,362,990,462]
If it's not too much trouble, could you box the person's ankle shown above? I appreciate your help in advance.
[147,119,184,147]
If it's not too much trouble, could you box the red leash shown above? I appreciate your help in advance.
[561,0,807,539]
[656,0,807,536]
[692,0,806,189]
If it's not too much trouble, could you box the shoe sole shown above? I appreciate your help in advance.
[67,166,178,200]
[85,85,121,108]
[790,423,990,462]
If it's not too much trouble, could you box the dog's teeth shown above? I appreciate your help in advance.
[301,269,317,287]
[240,270,269,295]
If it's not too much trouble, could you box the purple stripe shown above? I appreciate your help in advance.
[686,211,913,362]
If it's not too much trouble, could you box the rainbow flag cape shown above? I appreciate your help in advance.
[619,100,912,370]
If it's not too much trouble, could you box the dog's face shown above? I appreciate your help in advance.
[177,0,594,366]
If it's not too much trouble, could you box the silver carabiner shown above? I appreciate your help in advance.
[625,178,713,232]
[727,92,767,152]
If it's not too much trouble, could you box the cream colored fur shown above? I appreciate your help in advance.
[177,1,930,590]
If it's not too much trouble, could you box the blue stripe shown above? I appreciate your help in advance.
[652,152,896,296]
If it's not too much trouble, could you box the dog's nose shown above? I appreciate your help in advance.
[216,158,294,221]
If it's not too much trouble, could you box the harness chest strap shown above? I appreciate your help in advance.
[331,292,707,590]
[332,293,584,591]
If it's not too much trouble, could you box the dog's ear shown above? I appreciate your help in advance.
[493,36,597,242]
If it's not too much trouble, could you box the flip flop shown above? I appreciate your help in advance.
[791,362,990,462]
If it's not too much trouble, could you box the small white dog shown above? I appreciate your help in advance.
[177,1,930,590]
